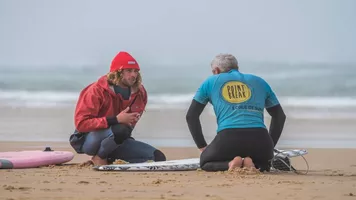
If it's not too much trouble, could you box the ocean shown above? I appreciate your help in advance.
[0,62,355,148]
[1,62,356,119]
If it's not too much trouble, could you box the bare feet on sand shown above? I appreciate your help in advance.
[228,156,243,170]
[243,157,255,168]
[79,160,94,167]
[91,155,108,166]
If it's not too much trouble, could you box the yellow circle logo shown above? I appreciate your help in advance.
[221,81,251,103]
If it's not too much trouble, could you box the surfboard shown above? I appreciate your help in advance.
[0,148,74,169]
[94,149,308,171]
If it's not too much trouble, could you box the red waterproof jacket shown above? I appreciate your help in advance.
[74,75,147,133]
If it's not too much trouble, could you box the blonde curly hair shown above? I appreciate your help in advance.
[106,70,142,89]
[106,70,142,88]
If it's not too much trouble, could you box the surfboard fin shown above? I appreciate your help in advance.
[44,147,53,152]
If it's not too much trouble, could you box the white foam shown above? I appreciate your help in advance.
[0,90,78,102]
[148,93,194,104]
[279,96,356,108]
[260,68,333,80]
[286,111,356,120]
[1,89,356,111]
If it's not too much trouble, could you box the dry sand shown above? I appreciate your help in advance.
[1,142,356,200]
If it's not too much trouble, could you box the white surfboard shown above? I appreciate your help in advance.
[93,149,308,171]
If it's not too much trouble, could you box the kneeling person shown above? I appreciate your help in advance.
[186,54,286,171]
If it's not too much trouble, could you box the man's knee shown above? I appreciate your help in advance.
[82,139,98,156]
[200,162,225,172]
[153,149,166,161]
[199,152,214,171]
[200,162,209,171]
[111,124,132,144]
[81,131,109,155]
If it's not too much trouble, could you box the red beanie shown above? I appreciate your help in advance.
[110,51,140,72]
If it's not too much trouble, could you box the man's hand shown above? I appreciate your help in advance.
[116,107,139,126]
[134,113,141,122]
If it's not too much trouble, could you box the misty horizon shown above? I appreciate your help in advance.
[1,0,356,67]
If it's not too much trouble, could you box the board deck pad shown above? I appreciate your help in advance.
[0,150,74,169]
[94,149,308,171]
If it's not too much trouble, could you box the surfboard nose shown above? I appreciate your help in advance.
[0,159,14,169]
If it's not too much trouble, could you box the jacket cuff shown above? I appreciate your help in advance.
[106,116,119,126]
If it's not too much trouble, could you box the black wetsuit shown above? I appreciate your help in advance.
[186,100,286,172]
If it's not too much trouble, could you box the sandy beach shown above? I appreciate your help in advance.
[0,142,356,200]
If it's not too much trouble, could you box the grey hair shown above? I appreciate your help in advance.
[211,54,239,72]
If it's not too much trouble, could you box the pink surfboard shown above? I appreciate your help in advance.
[0,148,74,169]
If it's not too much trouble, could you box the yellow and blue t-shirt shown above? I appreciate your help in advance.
[193,69,280,132]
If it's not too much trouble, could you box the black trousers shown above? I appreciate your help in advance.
[200,128,274,172]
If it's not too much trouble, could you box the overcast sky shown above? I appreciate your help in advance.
[0,0,355,67]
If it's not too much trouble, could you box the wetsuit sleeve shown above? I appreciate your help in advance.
[186,79,212,148]
[74,86,109,133]
[186,99,207,148]
[263,81,286,146]
[266,104,286,147]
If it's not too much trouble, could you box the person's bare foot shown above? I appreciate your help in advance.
[243,157,255,168]
[79,160,94,167]
[91,155,108,166]
[228,156,243,171]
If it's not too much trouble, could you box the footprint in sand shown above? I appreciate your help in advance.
[77,181,90,185]
[3,185,32,191]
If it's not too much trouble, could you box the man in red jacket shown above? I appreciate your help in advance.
[70,51,166,166]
